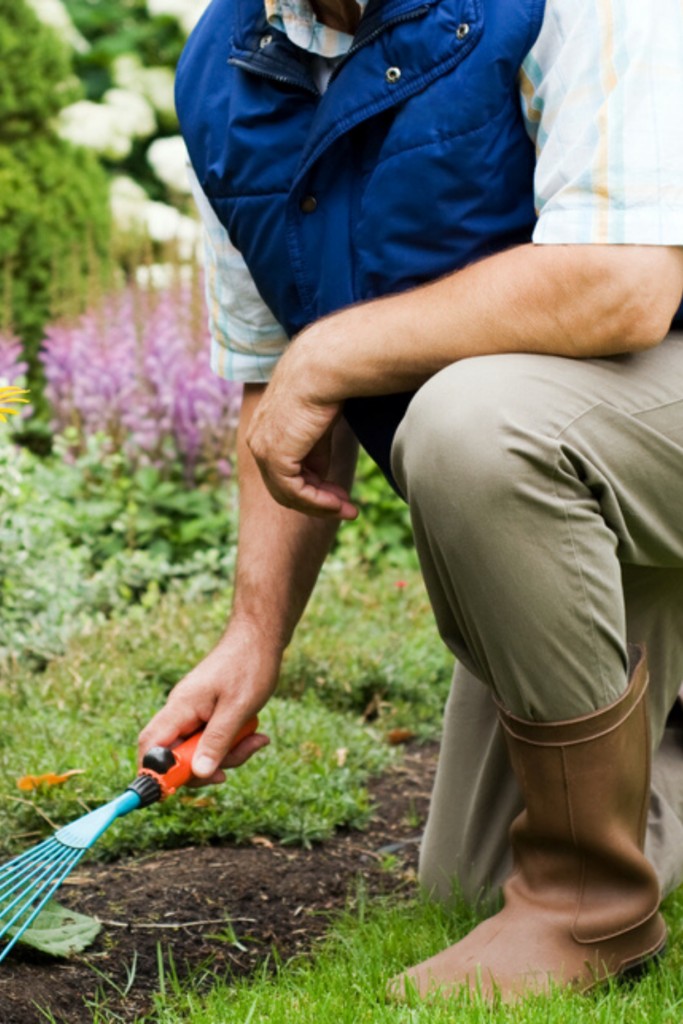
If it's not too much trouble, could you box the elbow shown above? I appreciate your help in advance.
[592,249,683,354]
[614,298,678,352]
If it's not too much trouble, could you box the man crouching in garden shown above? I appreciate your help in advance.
[138,0,683,1001]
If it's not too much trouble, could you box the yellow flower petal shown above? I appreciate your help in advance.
[0,386,29,425]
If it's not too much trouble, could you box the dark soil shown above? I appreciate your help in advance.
[0,743,438,1024]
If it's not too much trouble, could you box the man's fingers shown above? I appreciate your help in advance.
[220,733,270,769]
[258,458,357,519]
[184,733,269,787]
[192,717,269,778]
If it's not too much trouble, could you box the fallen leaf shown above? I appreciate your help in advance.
[336,747,348,768]
[16,770,85,792]
[2,897,101,957]
[250,836,274,849]
[387,728,416,746]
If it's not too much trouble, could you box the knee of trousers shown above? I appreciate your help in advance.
[391,355,561,519]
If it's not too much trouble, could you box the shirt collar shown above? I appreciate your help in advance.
[264,0,367,58]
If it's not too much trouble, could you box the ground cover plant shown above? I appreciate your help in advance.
[0,429,237,664]
[0,564,450,861]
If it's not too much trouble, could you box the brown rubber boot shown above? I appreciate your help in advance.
[390,647,667,1001]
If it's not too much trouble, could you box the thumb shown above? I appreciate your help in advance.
[191,712,254,778]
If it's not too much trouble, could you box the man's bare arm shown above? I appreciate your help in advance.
[138,383,358,779]
[248,243,683,515]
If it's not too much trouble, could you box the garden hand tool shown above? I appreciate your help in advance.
[0,718,258,964]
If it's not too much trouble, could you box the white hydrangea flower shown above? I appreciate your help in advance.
[102,88,157,140]
[110,175,150,230]
[147,0,209,35]
[135,263,196,289]
[111,179,202,260]
[26,0,90,53]
[113,55,177,120]
[58,90,156,159]
[58,101,135,160]
[147,136,192,195]
[111,176,149,205]
[143,202,202,260]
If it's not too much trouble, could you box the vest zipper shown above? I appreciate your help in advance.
[229,55,319,95]
[329,4,430,82]
[230,2,431,93]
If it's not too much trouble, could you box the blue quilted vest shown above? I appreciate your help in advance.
[177,0,546,486]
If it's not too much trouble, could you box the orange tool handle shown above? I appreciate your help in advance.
[140,717,259,799]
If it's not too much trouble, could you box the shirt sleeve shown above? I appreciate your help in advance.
[519,0,683,245]
[188,166,289,382]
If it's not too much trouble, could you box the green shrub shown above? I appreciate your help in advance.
[0,0,77,131]
[0,0,110,363]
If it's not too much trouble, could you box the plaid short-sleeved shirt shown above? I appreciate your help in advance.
[190,0,683,383]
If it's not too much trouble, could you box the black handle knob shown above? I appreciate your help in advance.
[142,745,176,774]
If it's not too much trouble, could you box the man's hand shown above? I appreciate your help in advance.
[137,622,277,784]
[246,336,358,520]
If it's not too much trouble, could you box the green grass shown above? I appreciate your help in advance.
[0,564,451,858]
[96,887,683,1024]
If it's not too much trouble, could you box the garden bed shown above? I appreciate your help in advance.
[0,743,438,1024]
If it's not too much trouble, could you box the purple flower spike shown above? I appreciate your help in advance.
[40,276,243,480]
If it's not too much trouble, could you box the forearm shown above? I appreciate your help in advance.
[138,384,357,775]
[295,244,683,401]
[230,383,358,652]
[245,242,683,518]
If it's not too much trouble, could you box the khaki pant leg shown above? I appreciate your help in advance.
[624,565,683,897]
[417,660,519,905]
[390,336,683,903]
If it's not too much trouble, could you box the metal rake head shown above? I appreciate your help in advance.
[0,838,87,964]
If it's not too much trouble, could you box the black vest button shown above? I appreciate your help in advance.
[300,195,318,213]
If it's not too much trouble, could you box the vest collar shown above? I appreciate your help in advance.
[230,0,483,179]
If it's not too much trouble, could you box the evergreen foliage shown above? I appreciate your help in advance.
[0,0,110,364]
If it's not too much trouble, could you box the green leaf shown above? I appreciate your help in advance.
[4,898,101,958]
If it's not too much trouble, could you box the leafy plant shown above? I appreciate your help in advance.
[2,899,101,958]
[64,0,186,103]
[52,433,236,568]
[0,431,237,663]
[334,451,418,573]
[0,0,110,363]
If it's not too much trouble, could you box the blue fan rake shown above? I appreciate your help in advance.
[0,719,257,963]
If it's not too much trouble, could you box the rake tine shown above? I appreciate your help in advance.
[0,840,64,891]
[0,845,87,964]
[0,842,56,878]
[0,843,75,911]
